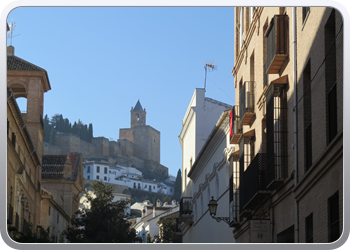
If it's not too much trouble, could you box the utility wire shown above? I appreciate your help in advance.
[293,22,343,111]
[206,76,235,102]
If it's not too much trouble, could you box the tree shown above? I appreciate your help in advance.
[63,180,141,243]
[11,225,55,243]
[157,217,182,243]
[174,169,182,202]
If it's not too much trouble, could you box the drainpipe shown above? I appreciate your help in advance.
[292,7,300,243]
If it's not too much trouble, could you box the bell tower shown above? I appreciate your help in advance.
[130,100,146,128]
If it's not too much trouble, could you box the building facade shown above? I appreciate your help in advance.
[179,88,232,200]
[178,110,235,243]
[7,45,51,236]
[228,7,343,243]
[41,153,85,222]
[178,88,233,243]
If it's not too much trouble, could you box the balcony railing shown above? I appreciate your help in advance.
[180,197,193,216]
[15,212,20,231]
[239,81,256,126]
[265,15,289,74]
[23,218,29,235]
[239,153,271,215]
[230,106,242,144]
[7,204,13,224]
[265,83,288,190]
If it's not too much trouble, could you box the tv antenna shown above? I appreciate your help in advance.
[204,60,217,90]
[7,19,20,45]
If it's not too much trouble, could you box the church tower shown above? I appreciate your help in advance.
[130,100,146,128]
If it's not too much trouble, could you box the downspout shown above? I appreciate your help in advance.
[293,7,300,243]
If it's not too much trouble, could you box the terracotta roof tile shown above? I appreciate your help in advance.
[7,55,46,71]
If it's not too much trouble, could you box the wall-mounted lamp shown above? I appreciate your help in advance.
[25,202,29,212]
[21,195,26,204]
[207,197,230,225]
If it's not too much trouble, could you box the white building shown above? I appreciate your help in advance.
[131,200,179,243]
[178,89,233,243]
[178,110,235,242]
[79,190,131,216]
[83,161,174,195]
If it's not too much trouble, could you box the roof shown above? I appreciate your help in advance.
[42,153,80,179]
[204,97,232,109]
[7,55,47,72]
[134,100,143,111]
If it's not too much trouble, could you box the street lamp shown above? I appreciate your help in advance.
[207,197,230,225]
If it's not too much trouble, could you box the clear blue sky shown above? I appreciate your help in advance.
[7,7,235,177]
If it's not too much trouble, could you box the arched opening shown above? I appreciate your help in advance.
[16,97,27,113]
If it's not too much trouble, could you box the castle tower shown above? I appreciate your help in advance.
[130,100,146,128]
[7,45,51,161]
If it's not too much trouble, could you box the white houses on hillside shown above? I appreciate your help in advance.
[82,161,174,195]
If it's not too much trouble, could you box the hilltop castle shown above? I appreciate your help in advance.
[43,100,168,177]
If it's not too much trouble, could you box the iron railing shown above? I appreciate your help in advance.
[8,204,13,224]
[239,81,255,122]
[23,218,29,235]
[266,84,288,189]
[239,153,268,212]
[230,105,242,143]
[15,213,19,231]
[180,197,193,216]
[265,15,289,74]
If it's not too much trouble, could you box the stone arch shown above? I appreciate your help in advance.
[8,80,28,99]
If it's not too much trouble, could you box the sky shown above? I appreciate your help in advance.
[7,7,236,177]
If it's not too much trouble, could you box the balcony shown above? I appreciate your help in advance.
[179,197,193,224]
[239,81,256,126]
[239,153,271,216]
[230,106,242,144]
[7,204,13,224]
[23,218,29,235]
[265,82,288,190]
[265,15,289,74]
[9,212,20,232]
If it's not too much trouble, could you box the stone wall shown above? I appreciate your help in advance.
[43,133,168,177]
[133,125,160,164]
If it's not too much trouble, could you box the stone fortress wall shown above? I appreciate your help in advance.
[43,133,168,177]
[43,100,168,177]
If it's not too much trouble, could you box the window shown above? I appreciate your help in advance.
[104,176,107,181]
[12,132,16,148]
[138,183,141,189]
[145,185,147,188]
[328,191,340,242]
[153,186,155,189]
[305,213,313,243]
[104,167,107,174]
[133,183,136,188]
[96,166,100,173]
[325,9,337,144]
[87,166,90,173]
[303,60,312,171]
[96,175,99,180]
[87,175,90,180]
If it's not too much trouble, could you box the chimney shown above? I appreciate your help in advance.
[64,155,72,178]
[7,45,14,56]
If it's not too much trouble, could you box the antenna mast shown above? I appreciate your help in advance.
[204,60,217,90]
[7,19,20,45]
